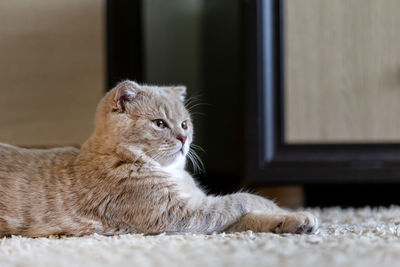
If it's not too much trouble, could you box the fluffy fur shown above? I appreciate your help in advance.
[0,81,318,237]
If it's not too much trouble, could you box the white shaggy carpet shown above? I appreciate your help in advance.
[2,207,400,267]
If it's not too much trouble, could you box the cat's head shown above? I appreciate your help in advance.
[94,80,193,167]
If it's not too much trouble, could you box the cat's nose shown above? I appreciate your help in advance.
[177,135,187,145]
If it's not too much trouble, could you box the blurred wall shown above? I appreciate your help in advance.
[143,0,203,94]
[202,0,243,186]
[143,0,207,169]
[143,0,244,191]
[0,0,105,147]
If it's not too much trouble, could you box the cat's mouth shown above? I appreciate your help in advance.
[173,146,185,157]
[166,147,184,159]
[173,148,184,157]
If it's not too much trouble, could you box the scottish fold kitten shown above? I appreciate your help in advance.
[0,81,318,237]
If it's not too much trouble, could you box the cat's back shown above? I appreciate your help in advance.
[0,142,40,173]
[0,142,80,193]
[0,142,79,174]
[0,142,82,236]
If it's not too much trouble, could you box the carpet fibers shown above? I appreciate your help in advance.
[2,207,400,267]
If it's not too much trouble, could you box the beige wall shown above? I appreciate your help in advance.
[285,0,400,143]
[0,0,105,147]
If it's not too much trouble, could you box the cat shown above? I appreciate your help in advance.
[0,80,318,237]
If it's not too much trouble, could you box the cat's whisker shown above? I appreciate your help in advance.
[185,96,208,110]
[193,155,203,174]
[190,144,206,154]
[189,112,206,117]
[186,102,209,112]
[188,144,206,174]
[184,99,198,109]
[186,151,200,174]
[190,149,205,174]
[187,149,205,175]
[184,95,204,108]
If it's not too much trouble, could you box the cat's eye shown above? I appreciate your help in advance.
[181,121,188,130]
[154,119,166,128]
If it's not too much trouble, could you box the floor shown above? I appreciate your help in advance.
[2,207,400,267]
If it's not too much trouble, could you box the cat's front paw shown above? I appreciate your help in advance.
[228,211,318,234]
[273,211,318,234]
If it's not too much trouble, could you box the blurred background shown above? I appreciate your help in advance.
[2,0,400,208]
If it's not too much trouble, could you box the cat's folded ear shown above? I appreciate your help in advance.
[172,86,187,101]
[112,80,141,112]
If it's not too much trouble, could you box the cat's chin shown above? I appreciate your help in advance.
[159,151,186,168]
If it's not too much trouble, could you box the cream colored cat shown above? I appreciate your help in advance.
[0,81,318,237]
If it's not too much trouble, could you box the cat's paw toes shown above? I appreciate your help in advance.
[274,212,318,234]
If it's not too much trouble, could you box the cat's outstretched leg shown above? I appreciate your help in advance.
[160,192,319,234]
[112,178,319,235]
[206,193,318,234]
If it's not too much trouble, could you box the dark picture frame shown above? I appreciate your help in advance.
[245,0,400,185]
